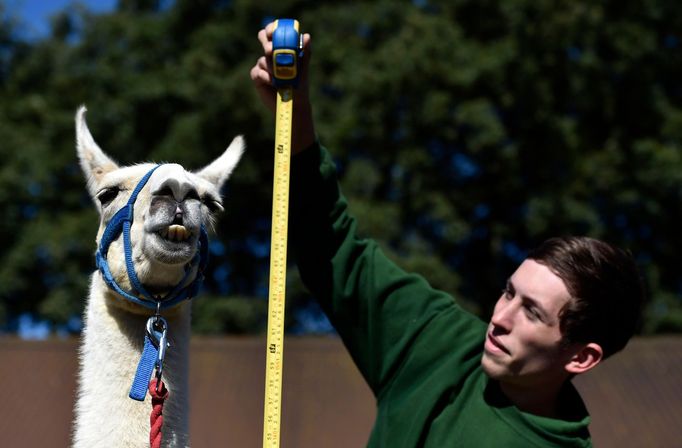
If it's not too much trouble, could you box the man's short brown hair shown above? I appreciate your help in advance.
[528,236,645,359]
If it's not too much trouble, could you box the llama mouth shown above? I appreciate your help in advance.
[159,224,192,243]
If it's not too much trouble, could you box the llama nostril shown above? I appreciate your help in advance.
[172,204,184,224]
[173,212,183,225]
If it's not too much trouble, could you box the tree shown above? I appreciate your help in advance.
[0,0,680,335]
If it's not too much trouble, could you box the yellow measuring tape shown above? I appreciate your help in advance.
[263,18,301,448]
[263,86,292,448]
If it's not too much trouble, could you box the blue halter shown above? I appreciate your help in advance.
[94,165,209,311]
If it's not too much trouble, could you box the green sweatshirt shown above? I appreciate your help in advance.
[290,143,592,447]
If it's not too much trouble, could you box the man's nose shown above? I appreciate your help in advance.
[491,298,515,332]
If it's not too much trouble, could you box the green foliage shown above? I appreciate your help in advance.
[644,292,682,334]
[0,0,681,334]
[192,295,267,334]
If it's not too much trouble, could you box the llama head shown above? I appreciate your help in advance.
[76,106,244,311]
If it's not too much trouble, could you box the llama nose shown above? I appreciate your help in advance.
[173,206,183,224]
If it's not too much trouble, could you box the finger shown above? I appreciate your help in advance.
[257,29,273,55]
[257,55,273,72]
[302,33,312,51]
[256,56,274,82]
[301,33,312,66]
[250,61,273,86]
[264,21,276,38]
[249,64,259,83]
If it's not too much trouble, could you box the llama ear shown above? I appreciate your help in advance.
[195,135,245,189]
[75,106,119,197]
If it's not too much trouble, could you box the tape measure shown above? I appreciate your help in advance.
[263,18,302,448]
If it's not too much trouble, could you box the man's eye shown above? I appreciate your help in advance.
[96,187,120,207]
[524,305,541,321]
[502,288,514,299]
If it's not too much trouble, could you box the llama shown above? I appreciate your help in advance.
[72,106,244,447]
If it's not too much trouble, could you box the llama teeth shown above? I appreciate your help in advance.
[167,224,189,242]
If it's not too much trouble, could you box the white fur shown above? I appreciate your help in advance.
[72,106,244,447]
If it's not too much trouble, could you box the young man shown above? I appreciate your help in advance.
[250,24,645,447]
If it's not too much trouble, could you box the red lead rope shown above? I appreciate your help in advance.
[148,378,169,448]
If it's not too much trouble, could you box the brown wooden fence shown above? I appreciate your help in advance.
[0,336,680,447]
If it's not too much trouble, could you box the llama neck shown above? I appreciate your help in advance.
[73,274,192,448]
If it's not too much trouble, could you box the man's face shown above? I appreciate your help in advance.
[481,259,575,386]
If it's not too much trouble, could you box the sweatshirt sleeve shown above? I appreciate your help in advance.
[290,142,476,397]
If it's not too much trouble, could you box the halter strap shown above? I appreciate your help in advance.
[95,165,208,310]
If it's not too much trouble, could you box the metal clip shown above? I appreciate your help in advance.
[145,315,170,391]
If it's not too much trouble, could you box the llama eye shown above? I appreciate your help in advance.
[185,190,200,201]
[203,198,224,213]
[156,186,174,198]
[96,187,120,207]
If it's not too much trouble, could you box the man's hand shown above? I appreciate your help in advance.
[250,21,315,155]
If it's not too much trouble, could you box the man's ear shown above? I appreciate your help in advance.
[565,343,603,375]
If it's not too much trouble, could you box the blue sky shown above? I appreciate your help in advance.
[5,0,117,38]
